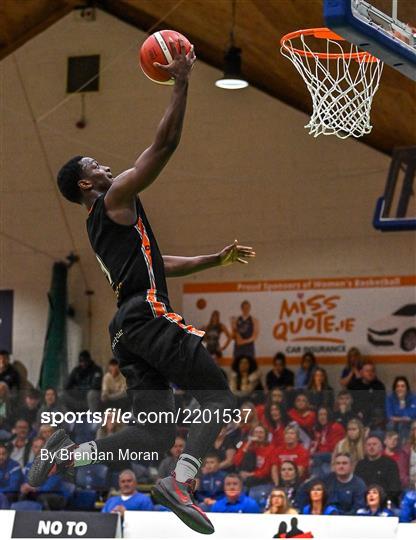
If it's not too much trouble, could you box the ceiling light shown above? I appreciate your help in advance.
[215,0,249,90]
[215,47,248,89]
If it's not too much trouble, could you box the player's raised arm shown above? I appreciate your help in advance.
[105,40,196,211]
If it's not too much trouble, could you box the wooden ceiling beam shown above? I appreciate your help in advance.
[0,0,83,61]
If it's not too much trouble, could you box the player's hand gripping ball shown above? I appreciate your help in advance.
[140,30,192,85]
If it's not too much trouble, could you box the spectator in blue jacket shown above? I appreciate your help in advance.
[0,443,22,500]
[21,437,65,510]
[102,470,153,516]
[356,485,394,517]
[301,480,338,515]
[400,484,416,523]
[211,474,260,513]
[195,451,226,507]
[326,452,366,515]
[386,376,416,441]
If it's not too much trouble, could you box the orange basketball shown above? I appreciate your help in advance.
[139,30,192,85]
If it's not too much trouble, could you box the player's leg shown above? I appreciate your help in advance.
[28,349,176,485]
[160,340,235,480]
[152,340,234,535]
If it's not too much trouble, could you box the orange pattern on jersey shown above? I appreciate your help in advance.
[136,217,204,338]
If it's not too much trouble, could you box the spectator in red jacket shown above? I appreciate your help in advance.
[310,407,344,478]
[233,424,274,487]
[311,407,345,453]
[288,392,316,437]
[271,424,310,483]
[384,430,410,488]
[263,403,288,448]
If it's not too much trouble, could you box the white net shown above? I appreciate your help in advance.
[281,31,384,138]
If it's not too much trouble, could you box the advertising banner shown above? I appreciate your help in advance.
[11,511,120,538]
[183,275,416,363]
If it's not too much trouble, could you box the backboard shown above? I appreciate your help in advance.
[324,0,416,80]
[373,146,416,231]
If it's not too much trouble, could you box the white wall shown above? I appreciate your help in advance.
[0,9,414,386]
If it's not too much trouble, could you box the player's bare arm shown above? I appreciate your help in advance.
[163,241,255,277]
[104,39,196,225]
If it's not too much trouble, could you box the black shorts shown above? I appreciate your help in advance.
[109,293,229,397]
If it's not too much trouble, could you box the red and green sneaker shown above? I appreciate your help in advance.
[151,473,214,535]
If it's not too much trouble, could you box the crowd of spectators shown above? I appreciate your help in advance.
[0,340,416,524]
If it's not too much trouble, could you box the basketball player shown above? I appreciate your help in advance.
[29,40,255,534]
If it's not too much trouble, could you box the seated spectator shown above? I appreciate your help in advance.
[6,419,32,467]
[301,480,338,515]
[326,452,366,515]
[310,407,345,477]
[333,390,355,428]
[0,443,22,500]
[195,451,226,507]
[229,356,263,401]
[0,382,14,440]
[288,392,316,438]
[211,426,239,472]
[102,469,153,515]
[356,484,394,517]
[158,436,186,479]
[271,425,310,482]
[36,388,66,427]
[238,401,260,440]
[21,437,65,510]
[348,362,386,428]
[256,388,285,427]
[96,409,125,441]
[386,376,416,442]
[0,351,20,399]
[307,368,334,410]
[264,488,298,515]
[10,360,34,396]
[339,347,363,389]
[355,435,401,505]
[38,424,56,442]
[277,461,300,507]
[64,350,102,412]
[384,430,409,488]
[210,473,260,513]
[234,425,274,487]
[400,480,416,523]
[311,407,345,453]
[13,389,41,429]
[101,359,128,410]
[332,418,365,470]
[294,352,317,389]
[263,403,287,447]
[265,353,294,392]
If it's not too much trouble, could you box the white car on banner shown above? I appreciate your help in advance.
[367,304,416,352]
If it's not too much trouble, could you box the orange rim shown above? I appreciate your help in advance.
[280,27,379,63]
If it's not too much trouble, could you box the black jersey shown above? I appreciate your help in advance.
[86,194,169,306]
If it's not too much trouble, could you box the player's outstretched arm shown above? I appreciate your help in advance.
[163,241,255,277]
[105,39,196,212]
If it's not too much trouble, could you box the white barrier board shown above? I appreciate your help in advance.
[0,510,15,539]
[123,512,401,539]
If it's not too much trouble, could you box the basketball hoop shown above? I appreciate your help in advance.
[280,28,383,139]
